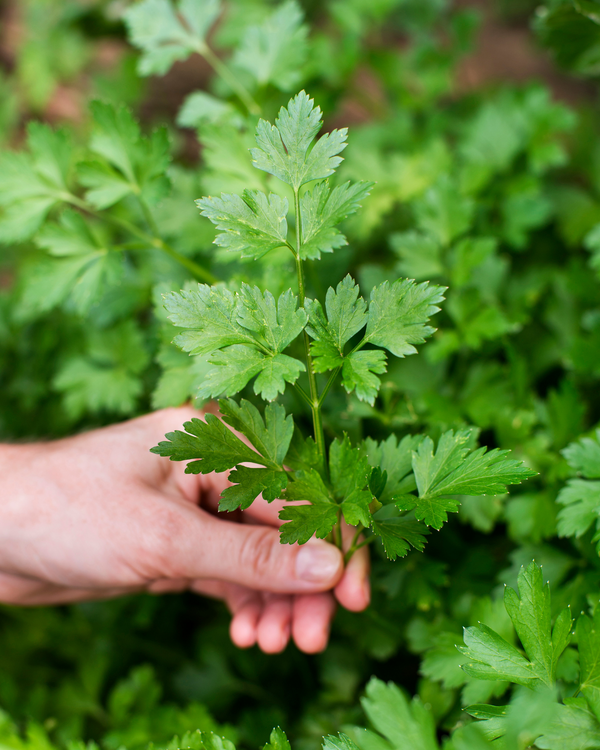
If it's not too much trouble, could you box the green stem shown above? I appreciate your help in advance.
[66,195,217,284]
[344,534,376,564]
[138,196,160,237]
[333,515,343,550]
[319,365,342,407]
[198,43,261,117]
[294,188,326,465]
[292,382,313,408]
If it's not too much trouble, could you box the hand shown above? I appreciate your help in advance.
[0,407,370,653]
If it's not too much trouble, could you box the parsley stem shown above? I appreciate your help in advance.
[333,513,343,550]
[66,195,217,284]
[294,187,326,466]
[344,534,376,564]
[318,365,342,407]
[198,43,261,117]
[292,382,313,408]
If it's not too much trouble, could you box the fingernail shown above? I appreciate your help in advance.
[296,544,341,583]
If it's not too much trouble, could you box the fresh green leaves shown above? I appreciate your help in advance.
[150,412,265,474]
[219,399,293,468]
[0,123,73,242]
[279,435,372,544]
[251,91,347,190]
[232,0,308,92]
[124,0,220,76]
[164,284,307,401]
[371,519,429,560]
[460,562,572,688]
[151,399,293,511]
[359,678,438,750]
[557,430,600,548]
[306,275,444,405]
[398,429,536,529]
[577,608,600,720]
[198,93,369,266]
[196,191,289,260]
[364,279,446,358]
[81,101,171,208]
[300,181,373,260]
[31,209,122,314]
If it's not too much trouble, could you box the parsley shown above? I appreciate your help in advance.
[155,92,535,560]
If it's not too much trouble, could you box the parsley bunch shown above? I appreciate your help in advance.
[152,92,535,560]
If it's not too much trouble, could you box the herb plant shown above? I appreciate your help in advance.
[151,91,535,560]
[3,0,600,748]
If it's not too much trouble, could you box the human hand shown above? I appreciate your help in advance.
[0,407,370,653]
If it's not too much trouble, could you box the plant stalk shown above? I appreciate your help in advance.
[67,195,217,284]
[294,188,326,465]
[198,43,261,117]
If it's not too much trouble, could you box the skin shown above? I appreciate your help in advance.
[0,406,370,654]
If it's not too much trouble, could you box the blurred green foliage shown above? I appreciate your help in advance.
[2,0,600,748]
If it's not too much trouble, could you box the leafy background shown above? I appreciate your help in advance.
[2,0,600,747]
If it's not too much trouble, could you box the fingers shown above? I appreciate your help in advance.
[228,590,336,654]
[256,595,293,653]
[292,593,337,653]
[169,508,344,594]
[230,595,263,648]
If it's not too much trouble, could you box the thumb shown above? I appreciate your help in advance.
[171,507,344,594]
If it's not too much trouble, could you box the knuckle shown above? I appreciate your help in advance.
[238,526,281,582]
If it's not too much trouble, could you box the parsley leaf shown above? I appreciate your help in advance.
[279,503,339,544]
[250,91,347,190]
[341,350,387,406]
[263,728,291,750]
[164,285,254,356]
[165,285,307,401]
[237,285,307,352]
[153,399,290,509]
[306,275,368,354]
[81,101,171,208]
[363,434,423,503]
[413,176,475,246]
[219,466,287,511]
[460,562,572,688]
[557,430,600,547]
[563,430,600,478]
[197,190,290,260]
[150,412,267,473]
[300,181,373,260]
[399,430,536,529]
[124,0,220,76]
[306,276,388,404]
[232,0,308,92]
[577,608,600,721]
[371,518,429,560]
[53,322,148,419]
[460,624,539,686]
[283,468,331,505]
[330,435,373,526]
[199,348,305,402]
[359,677,438,750]
[34,209,122,314]
[252,354,305,401]
[364,279,446,357]
[536,698,600,750]
[322,735,361,750]
[279,436,375,543]
[0,122,73,242]
[219,399,293,468]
